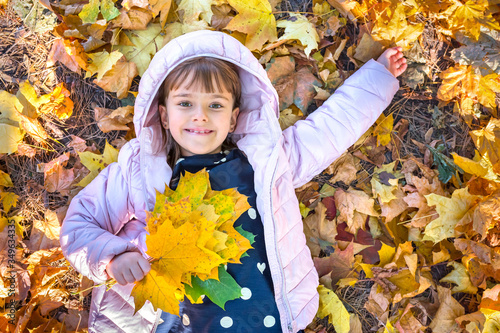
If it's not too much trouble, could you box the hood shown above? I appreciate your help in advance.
[133,30,280,155]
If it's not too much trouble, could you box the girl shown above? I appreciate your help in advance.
[60,30,406,333]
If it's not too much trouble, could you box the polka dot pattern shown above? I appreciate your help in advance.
[182,314,190,326]
[220,316,233,328]
[263,315,276,328]
[241,287,252,300]
[248,208,257,219]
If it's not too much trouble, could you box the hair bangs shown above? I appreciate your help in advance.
[160,57,241,109]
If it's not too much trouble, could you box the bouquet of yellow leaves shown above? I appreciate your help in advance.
[131,169,254,316]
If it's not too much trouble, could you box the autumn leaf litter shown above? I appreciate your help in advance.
[2,0,500,332]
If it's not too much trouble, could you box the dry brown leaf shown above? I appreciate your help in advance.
[68,135,88,153]
[16,143,37,158]
[303,201,337,244]
[380,187,408,222]
[473,190,500,240]
[354,32,384,63]
[38,153,75,195]
[470,118,500,165]
[429,286,465,333]
[355,135,387,166]
[480,284,500,311]
[17,114,49,144]
[94,57,138,99]
[111,7,153,30]
[95,105,134,133]
[394,303,426,332]
[327,0,358,21]
[335,188,379,235]
[46,38,87,73]
[26,210,61,252]
[266,56,321,112]
[211,3,233,30]
[364,284,391,323]
[325,152,359,185]
[313,242,356,285]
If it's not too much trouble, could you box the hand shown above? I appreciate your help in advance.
[376,47,407,78]
[106,251,151,285]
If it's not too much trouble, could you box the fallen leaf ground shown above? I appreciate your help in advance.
[1,0,498,332]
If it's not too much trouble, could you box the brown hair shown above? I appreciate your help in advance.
[158,57,241,170]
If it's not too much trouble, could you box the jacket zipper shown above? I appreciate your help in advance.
[267,146,294,333]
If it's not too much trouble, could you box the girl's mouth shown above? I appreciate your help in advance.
[185,129,213,134]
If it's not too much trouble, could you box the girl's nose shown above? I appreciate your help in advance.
[192,106,208,122]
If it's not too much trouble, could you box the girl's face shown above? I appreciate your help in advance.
[158,74,239,157]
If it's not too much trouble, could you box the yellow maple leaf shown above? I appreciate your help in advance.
[77,141,119,187]
[85,50,124,81]
[129,263,182,315]
[0,90,23,125]
[478,73,500,109]
[372,113,393,146]
[226,0,277,51]
[452,152,489,178]
[423,188,481,243]
[0,170,13,187]
[317,285,350,333]
[178,0,213,24]
[371,2,424,49]
[470,118,500,166]
[276,13,319,58]
[441,0,500,40]
[438,65,477,102]
[116,23,165,76]
[387,269,433,303]
[481,308,500,333]
[0,192,19,214]
[133,169,251,315]
[0,124,24,154]
[327,0,359,22]
[437,64,481,123]
[37,83,74,120]
[440,261,478,294]
[146,210,224,289]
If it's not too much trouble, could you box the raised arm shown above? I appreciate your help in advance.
[60,141,142,283]
[282,48,405,188]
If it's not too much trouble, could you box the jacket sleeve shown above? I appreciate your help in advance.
[60,141,142,284]
[281,59,400,188]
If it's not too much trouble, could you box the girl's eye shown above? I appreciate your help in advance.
[179,102,191,107]
[210,103,223,109]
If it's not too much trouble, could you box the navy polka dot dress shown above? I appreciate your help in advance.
[156,149,282,333]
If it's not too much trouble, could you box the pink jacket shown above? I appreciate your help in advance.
[60,30,399,333]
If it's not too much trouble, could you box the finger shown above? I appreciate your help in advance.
[383,47,400,58]
[115,273,127,286]
[396,63,408,76]
[396,57,406,66]
[123,269,137,284]
[138,258,152,276]
[130,263,146,282]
